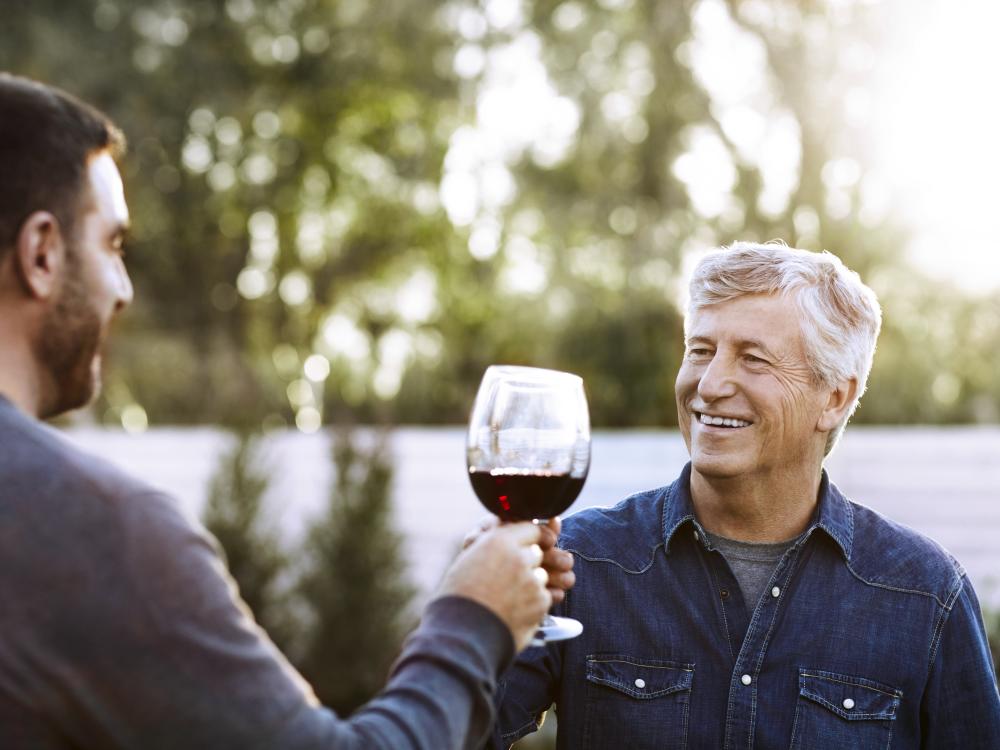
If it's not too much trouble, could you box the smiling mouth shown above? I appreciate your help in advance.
[695,411,752,428]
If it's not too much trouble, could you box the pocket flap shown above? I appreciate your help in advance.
[586,655,694,699]
[798,668,902,720]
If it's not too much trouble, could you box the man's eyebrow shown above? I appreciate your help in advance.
[685,335,714,347]
[739,338,779,359]
[685,334,780,359]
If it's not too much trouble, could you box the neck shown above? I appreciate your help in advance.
[689,462,823,543]
[0,323,46,419]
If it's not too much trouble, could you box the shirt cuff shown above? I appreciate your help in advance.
[422,595,516,678]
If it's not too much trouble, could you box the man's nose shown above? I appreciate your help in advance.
[697,353,738,401]
[114,256,133,311]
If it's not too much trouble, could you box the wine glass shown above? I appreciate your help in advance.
[466,365,590,643]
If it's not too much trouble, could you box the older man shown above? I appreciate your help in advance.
[0,74,575,749]
[491,242,1000,748]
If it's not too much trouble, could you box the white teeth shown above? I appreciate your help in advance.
[698,413,750,428]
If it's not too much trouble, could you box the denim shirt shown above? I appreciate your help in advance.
[490,464,1000,749]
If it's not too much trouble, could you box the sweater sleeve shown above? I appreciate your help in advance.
[50,490,514,750]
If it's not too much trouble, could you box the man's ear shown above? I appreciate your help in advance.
[14,211,66,300]
[817,377,859,432]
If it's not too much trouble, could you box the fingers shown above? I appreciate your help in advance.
[466,517,561,550]
[461,516,498,550]
[542,545,573,572]
[496,520,544,547]
[449,518,575,652]
[535,517,561,550]
[439,518,557,652]
[526,543,543,566]
[546,569,576,605]
[541,543,575,605]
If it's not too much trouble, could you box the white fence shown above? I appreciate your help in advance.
[63,426,1000,609]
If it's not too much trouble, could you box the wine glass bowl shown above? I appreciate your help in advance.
[466,365,590,643]
[467,366,590,520]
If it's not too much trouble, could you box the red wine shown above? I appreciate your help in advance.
[469,469,585,521]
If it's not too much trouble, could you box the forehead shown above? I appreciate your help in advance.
[686,294,804,351]
[81,150,129,226]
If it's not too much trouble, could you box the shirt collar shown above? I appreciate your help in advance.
[662,463,854,560]
[662,463,697,554]
[811,469,854,559]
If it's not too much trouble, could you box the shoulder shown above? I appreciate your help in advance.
[843,495,965,610]
[0,410,219,628]
[559,484,672,573]
[3,410,164,502]
[0,408,196,548]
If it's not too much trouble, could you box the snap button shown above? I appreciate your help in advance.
[634,678,646,689]
[771,586,780,598]
[720,588,729,599]
[741,674,752,686]
[843,698,855,710]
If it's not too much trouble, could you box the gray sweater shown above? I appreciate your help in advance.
[0,396,513,749]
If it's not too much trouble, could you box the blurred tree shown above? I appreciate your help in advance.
[3,0,998,428]
[202,431,294,652]
[466,0,916,426]
[0,0,465,428]
[293,429,416,716]
[985,606,1000,681]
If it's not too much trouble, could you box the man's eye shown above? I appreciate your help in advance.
[687,348,712,358]
[744,354,767,364]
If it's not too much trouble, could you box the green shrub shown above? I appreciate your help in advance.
[203,432,293,652]
[293,429,417,716]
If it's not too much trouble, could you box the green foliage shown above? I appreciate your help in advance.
[1,0,462,428]
[986,607,1000,682]
[201,427,417,714]
[293,429,416,716]
[860,280,1000,424]
[202,431,293,650]
[3,0,1000,428]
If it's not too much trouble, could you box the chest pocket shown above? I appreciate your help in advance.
[583,655,694,750]
[790,668,902,750]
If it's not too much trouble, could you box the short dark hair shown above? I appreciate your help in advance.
[0,73,126,255]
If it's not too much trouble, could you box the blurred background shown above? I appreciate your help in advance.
[6,0,1000,430]
[3,0,998,737]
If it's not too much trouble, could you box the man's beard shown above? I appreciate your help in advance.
[36,252,104,418]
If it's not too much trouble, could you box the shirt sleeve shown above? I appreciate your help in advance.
[919,575,1000,747]
[56,490,515,750]
[485,609,565,749]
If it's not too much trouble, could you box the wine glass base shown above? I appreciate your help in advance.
[530,615,584,646]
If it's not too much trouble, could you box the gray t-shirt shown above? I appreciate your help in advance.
[0,396,512,749]
[704,531,797,611]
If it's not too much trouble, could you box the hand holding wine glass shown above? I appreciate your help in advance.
[461,516,575,606]
[466,365,590,643]
[438,521,555,652]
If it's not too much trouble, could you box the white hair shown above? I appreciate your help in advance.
[686,241,882,455]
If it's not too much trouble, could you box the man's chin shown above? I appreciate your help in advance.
[46,365,101,419]
[690,452,747,480]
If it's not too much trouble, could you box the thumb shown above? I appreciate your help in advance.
[494,520,544,547]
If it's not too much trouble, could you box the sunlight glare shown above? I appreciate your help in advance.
[870,0,1000,291]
